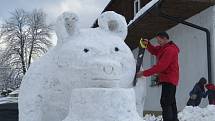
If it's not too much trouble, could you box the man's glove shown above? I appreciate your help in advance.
[140,38,149,48]
[136,71,144,78]
[150,75,160,87]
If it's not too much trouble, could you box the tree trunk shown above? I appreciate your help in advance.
[19,32,26,75]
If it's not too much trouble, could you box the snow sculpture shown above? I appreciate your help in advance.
[19,11,143,121]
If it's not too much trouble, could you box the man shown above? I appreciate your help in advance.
[136,32,180,121]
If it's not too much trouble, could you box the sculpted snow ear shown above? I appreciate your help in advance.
[98,11,128,40]
[55,12,80,45]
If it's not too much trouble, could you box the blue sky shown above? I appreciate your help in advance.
[0,0,110,28]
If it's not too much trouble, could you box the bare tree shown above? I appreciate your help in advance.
[0,49,23,91]
[26,9,53,68]
[0,9,53,90]
[0,9,28,75]
[0,9,53,77]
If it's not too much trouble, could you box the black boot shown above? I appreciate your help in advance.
[162,106,173,121]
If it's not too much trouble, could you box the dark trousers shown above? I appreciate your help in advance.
[160,83,179,121]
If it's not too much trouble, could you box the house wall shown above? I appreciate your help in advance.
[133,5,215,111]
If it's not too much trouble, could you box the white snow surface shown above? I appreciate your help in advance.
[128,0,159,26]
[98,11,128,40]
[63,88,142,121]
[142,105,215,121]
[18,11,145,121]
[178,105,215,121]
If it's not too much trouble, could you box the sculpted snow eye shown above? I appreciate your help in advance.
[83,48,89,53]
[114,47,119,52]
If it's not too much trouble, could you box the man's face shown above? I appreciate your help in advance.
[156,36,166,46]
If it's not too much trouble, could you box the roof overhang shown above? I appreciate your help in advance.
[126,0,215,49]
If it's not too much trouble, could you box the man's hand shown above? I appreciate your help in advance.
[143,39,149,43]
[136,71,144,78]
[140,38,149,48]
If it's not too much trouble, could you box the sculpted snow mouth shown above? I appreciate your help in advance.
[92,78,120,81]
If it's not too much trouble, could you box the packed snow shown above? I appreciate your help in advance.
[63,88,143,121]
[178,105,215,121]
[18,11,148,121]
[142,105,215,121]
[128,0,159,26]
[0,89,19,104]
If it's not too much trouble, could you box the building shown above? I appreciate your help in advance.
[93,0,215,112]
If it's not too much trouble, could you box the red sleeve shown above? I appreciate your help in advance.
[147,42,160,56]
[143,47,177,77]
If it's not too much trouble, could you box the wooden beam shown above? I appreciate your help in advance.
[187,0,215,3]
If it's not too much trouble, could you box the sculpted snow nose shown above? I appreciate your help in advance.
[103,65,114,74]
[100,60,122,76]
[92,59,122,78]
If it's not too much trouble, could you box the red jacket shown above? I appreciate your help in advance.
[143,41,180,86]
[206,84,215,90]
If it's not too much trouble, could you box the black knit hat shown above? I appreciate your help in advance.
[156,31,169,39]
[198,77,207,85]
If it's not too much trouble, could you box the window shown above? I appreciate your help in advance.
[134,0,140,16]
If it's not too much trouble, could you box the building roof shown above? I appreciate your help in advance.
[101,0,215,49]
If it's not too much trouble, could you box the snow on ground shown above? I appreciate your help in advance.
[142,105,215,121]
[143,114,162,121]
[178,105,215,121]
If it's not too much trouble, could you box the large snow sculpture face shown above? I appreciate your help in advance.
[54,11,136,88]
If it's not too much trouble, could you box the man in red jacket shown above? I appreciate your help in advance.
[136,32,180,121]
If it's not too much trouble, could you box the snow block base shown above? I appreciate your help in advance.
[63,88,142,121]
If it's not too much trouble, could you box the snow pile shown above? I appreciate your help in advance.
[143,114,162,121]
[178,105,215,121]
[142,105,215,121]
[128,0,159,26]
